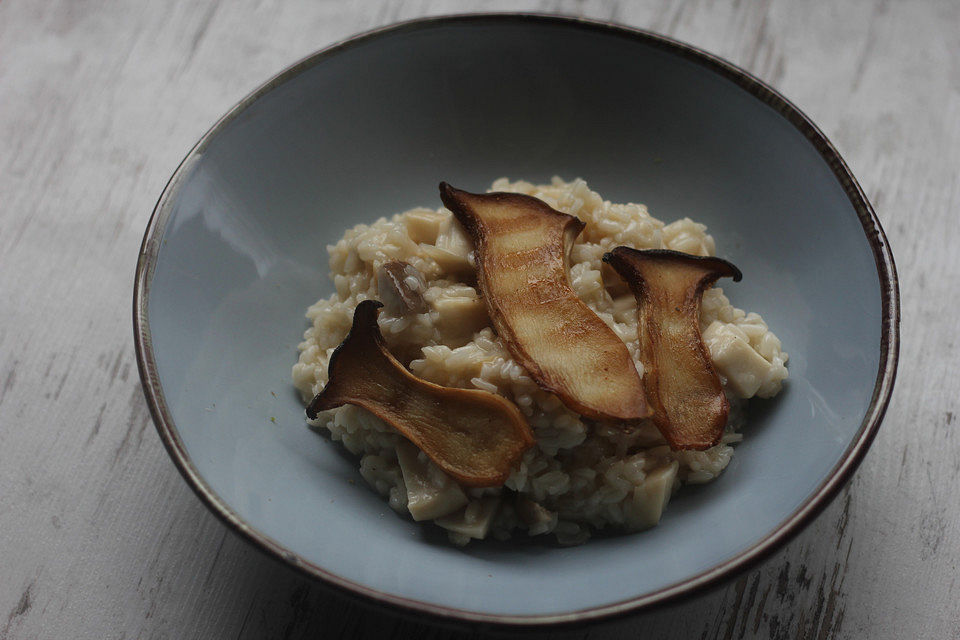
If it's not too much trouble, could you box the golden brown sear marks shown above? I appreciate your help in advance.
[603,247,742,450]
[439,183,649,422]
[307,300,535,487]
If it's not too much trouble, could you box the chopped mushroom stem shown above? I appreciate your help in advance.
[602,248,742,450]
[307,300,534,487]
[395,440,468,521]
[439,183,650,422]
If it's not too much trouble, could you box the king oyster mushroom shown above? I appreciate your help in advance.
[307,300,534,487]
[438,183,650,423]
[602,247,742,450]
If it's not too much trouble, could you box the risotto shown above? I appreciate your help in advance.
[292,178,788,545]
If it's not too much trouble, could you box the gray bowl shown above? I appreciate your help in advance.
[134,13,899,627]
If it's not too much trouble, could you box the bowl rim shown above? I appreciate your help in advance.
[133,12,900,628]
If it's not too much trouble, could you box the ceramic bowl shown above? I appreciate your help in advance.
[134,14,899,626]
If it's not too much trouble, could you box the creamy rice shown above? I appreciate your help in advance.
[292,178,788,545]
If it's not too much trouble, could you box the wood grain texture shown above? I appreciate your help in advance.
[0,0,956,638]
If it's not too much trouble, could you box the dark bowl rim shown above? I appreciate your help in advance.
[133,11,900,629]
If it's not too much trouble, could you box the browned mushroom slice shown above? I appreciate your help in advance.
[307,300,534,487]
[602,248,742,450]
[439,183,649,422]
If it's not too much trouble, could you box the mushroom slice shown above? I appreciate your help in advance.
[626,461,679,530]
[439,183,649,422]
[515,496,558,536]
[602,248,742,450]
[376,260,428,316]
[436,496,502,540]
[307,300,534,487]
[395,440,468,521]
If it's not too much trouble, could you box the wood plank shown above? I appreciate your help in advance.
[0,0,956,638]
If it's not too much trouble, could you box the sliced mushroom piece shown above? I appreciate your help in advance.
[404,208,447,244]
[420,215,475,278]
[435,496,502,540]
[395,440,468,521]
[603,247,742,450]
[376,260,428,316]
[431,293,489,343]
[515,496,558,536]
[439,183,650,422]
[701,320,775,398]
[307,300,534,487]
[626,460,679,530]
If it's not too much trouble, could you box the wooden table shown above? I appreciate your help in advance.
[1,1,956,638]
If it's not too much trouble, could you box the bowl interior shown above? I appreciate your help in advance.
[144,17,884,619]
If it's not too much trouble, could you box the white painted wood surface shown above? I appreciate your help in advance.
[0,0,956,638]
